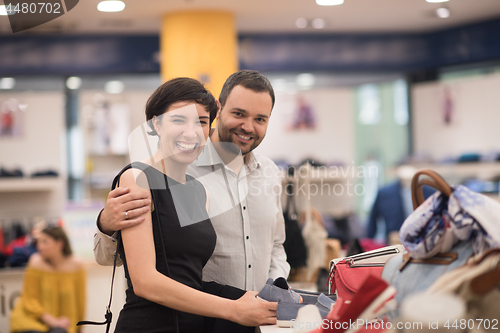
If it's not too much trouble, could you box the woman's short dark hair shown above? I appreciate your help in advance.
[146,77,218,136]
[41,226,73,257]
[218,70,275,109]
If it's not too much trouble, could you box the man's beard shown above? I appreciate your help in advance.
[217,117,262,156]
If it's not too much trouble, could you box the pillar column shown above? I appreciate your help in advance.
[160,11,238,98]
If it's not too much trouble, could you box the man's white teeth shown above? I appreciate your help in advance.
[176,142,196,151]
[236,133,251,140]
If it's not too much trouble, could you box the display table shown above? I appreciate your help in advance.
[259,282,318,333]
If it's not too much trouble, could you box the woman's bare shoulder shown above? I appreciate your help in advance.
[27,253,48,270]
[120,168,151,194]
[65,255,85,271]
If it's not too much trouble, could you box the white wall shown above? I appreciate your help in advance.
[0,92,64,175]
[412,73,500,160]
[255,88,355,165]
[0,92,65,219]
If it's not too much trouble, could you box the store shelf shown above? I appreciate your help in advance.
[0,177,62,192]
[403,162,500,179]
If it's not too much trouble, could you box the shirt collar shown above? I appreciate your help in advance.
[246,152,261,172]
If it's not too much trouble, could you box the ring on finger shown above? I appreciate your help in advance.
[125,211,129,220]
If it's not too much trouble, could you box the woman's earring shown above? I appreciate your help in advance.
[157,135,161,149]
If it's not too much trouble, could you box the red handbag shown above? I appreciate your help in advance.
[328,245,406,301]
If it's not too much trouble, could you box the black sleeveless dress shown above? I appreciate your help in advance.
[113,162,217,333]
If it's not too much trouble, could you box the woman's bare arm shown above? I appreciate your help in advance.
[119,169,277,326]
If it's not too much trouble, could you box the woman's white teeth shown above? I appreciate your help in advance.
[176,142,196,151]
[236,134,251,140]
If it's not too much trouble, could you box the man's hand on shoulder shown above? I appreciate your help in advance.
[98,187,151,235]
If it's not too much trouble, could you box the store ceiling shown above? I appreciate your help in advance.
[2,0,500,35]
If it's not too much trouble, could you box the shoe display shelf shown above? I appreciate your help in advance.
[0,177,62,192]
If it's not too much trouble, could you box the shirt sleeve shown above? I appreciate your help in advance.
[20,268,45,318]
[268,181,291,280]
[93,211,122,266]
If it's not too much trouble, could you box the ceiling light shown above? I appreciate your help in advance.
[436,7,450,18]
[105,80,124,94]
[312,18,326,29]
[0,78,16,89]
[426,0,449,3]
[295,17,308,29]
[66,77,82,90]
[316,0,344,6]
[296,73,315,88]
[97,1,125,12]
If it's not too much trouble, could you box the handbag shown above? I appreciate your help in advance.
[328,244,406,301]
[401,169,500,259]
[381,169,477,319]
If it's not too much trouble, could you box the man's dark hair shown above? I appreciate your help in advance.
[146,77,218,135]
[219,70,275,109]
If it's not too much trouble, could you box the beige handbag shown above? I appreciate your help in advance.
[425,248,500,332]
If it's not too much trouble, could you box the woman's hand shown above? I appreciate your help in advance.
[230,291,277,326]
[99,187,151,235]
[55,316,71,329]
[41,313,70,328]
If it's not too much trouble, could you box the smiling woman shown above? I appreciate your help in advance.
[98,77,278,333]
[151,103,210,176]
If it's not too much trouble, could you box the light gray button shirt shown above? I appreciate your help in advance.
[93,140,290,291]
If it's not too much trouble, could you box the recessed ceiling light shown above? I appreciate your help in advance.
[312,18,326,29]
[105,80,125,94]
[66,77,82,90]
[316,0,344,6]
[295,17,308,29]
[97,1,125,12]
[426,0,449,3]
[436,7,450,18]
[0,78,16,89]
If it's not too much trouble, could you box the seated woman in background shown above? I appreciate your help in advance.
[10,226,85,333]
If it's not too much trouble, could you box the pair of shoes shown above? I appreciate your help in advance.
[257,277,301,303]
[322,275,396,333]
[277,293,335,327]
[0,167,23,178]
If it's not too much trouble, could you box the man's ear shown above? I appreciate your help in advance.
[216,100,221,119]
[215,100,222,120]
